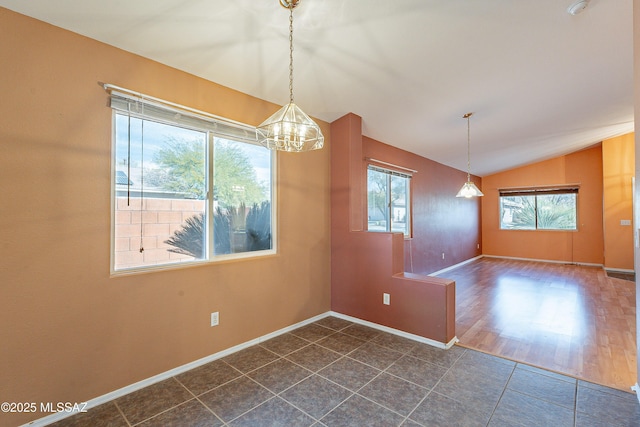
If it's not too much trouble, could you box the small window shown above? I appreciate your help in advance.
[367,165,411,236]
[499,187,577,230]
[110,90,274,273]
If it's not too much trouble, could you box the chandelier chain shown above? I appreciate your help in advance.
[255,0,324,152]
[288,3,294,104]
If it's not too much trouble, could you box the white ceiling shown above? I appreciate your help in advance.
[1,0,634,176]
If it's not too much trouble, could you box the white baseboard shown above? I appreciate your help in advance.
[483,254,603,268]
[605,268,635,274]
[25,310,456,427]
[427,255,484,277]
[329,311,458,349]
[631,384,640,405]
[22,312,330,427]
[431,254,634,279]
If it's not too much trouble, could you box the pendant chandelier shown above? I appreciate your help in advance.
[456,112,484,198]
[256,0,324,152]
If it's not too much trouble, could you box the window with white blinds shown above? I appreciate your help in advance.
[367,164,412,237]
[108,89,275,273]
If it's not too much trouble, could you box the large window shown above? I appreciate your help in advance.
[367,165,411,236]
[110,90,274,272]
[500,187,577,230]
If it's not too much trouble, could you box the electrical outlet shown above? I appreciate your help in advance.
[477,243,480,249]
[211,312,219,327]
[442,253,445,260]
[383,293,390,305]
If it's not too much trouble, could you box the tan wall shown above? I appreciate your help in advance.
[0,8,331,426]
[602,133,635,271]
[482,145,604,264]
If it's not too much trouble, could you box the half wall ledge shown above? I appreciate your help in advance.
[389,272,456,345]
[330,230,457,348]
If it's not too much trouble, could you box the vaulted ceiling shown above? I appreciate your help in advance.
[0,0,633,175]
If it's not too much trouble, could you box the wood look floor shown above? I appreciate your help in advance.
[441,257,637,391]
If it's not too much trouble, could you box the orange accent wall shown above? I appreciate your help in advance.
[0,8,331,426]
[633,0,640,394]
[602,134,635,271]
[482,145,604,264]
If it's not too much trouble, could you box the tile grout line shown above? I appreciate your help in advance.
[326,338,426,423]
[174,374,229,426]
[483,361,517,426]
[214,326,350,425]
[112,401,133,427]
[277,379,354,426]
[128,378,218,426]
[221,325,371,425]
[55,316,635,426]
[304,321,475,425]
[283,321,417,425]
[220,375,278,425]
[400,352,464,426]
[509,363,580,411]
[401,347,469,426]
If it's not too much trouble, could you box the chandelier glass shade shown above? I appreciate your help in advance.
[257,102,324,152]
[456,181,484,198]
[256,0,324,152]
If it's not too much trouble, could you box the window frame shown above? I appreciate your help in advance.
[108,87,276,275]
[499,186,578,231]
[366,164,412,238]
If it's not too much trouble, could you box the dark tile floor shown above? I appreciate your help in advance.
[51,316,640,427]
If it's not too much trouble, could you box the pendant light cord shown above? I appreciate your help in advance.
[466,115,471,181]
[464,113,473,182]
[288,2,295,104]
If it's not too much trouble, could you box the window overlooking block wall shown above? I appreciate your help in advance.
[367,165,411,237]
[499,187,578,231]
[110,89,274,273]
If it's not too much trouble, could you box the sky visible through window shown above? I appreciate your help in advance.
[115,115,270,191]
